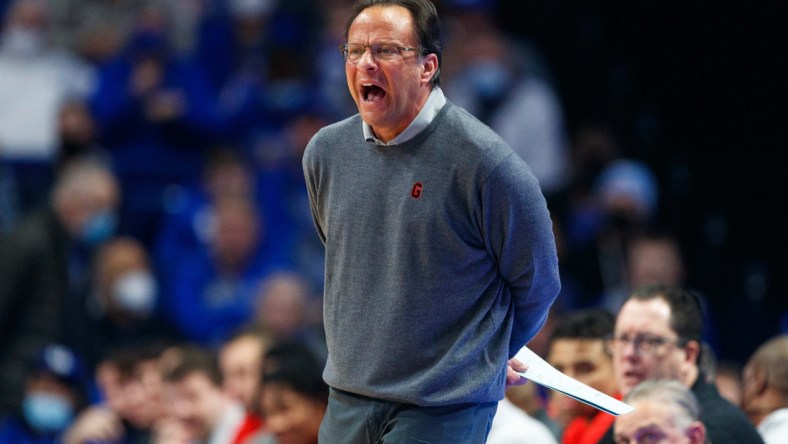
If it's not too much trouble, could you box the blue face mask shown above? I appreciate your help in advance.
[23,392,74,434]
[81,209,117,245]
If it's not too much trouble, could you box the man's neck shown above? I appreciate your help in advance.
[685,365,700,389]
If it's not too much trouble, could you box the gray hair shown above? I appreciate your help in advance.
[624,379,702,431]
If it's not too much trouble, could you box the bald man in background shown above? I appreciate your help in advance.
[741,334,788,444]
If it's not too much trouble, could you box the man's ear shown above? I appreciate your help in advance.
[749,366,768,395]
[686,421,706,444]
[420,53,439,85]
[685,340,701,365]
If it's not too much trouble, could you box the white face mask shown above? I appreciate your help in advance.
[112,271,157,317]
[2,26,45,56]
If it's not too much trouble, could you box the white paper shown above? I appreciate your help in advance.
[513,345,635,416]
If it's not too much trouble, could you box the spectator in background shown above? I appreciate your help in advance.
[155,344,262,444]
[47,0,144,64]
[54,96,107,172]
[63,342,170,444]
[312,0,361,120]
[89,1,222,245]
[193,0,282,94]
[82,235,182,370]
[553,122,623,252]
[441,0,570,197]
[249,104,335,291]
[252,341,328,444]
[193,0,320,144]
[604,284,764,444]
[153,147,258,280]
[545,309,619,444]
[252,270,326,361]
[253,43,321,135]
[741,334,788,444]
[0,344,89,444]
[625,230,686,292]
[562,159,660,311]
[0,155,119,416]
[152,144,295,272]
[0,0,96,220]
[548,123,623,307]
[625,231,721,375]
[614,379,706,444]
[219,326,275,415]
[164,194,289,348]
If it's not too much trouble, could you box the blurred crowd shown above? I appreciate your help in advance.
[0,0,785,443]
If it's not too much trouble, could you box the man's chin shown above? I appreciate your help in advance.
[360,97,389,114]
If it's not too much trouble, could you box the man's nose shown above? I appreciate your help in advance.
[357,47,378,67]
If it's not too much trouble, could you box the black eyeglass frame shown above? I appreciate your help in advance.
[604,333,689,355]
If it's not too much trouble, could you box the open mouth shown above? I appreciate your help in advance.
[362,84,386,102]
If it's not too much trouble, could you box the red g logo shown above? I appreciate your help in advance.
[411,182,423,199]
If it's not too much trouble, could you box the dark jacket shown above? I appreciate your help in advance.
[692,373,765,444]
[0,207,71,415]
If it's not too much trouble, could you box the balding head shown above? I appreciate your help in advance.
[742,334,788,426]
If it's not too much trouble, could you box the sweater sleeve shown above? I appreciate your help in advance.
[302,134,327,245]
[480,152,561,357]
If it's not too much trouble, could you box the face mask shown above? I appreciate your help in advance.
[81,209,117,245]
[2,26,45,56]
[465,61,512,100]
[112,270,157,317]
[23,392,74,434]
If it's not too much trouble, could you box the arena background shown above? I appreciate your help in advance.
[497,0,787,362]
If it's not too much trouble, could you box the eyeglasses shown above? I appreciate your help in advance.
[604,334,686,355]
[339,43,422,63]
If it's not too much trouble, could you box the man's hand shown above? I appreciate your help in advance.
[62,406,124,444]
[506,357,528,388]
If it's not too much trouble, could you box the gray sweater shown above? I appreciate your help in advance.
[303,101,560,406]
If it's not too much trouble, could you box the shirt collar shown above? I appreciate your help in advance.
[208,401,246,444]
[363,87,447,146]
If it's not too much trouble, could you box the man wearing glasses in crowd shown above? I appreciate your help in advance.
[302,0,560,442]
[601,284,764,444]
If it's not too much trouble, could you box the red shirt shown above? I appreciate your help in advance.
[232,414,264,444]
[560,393,622,444]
